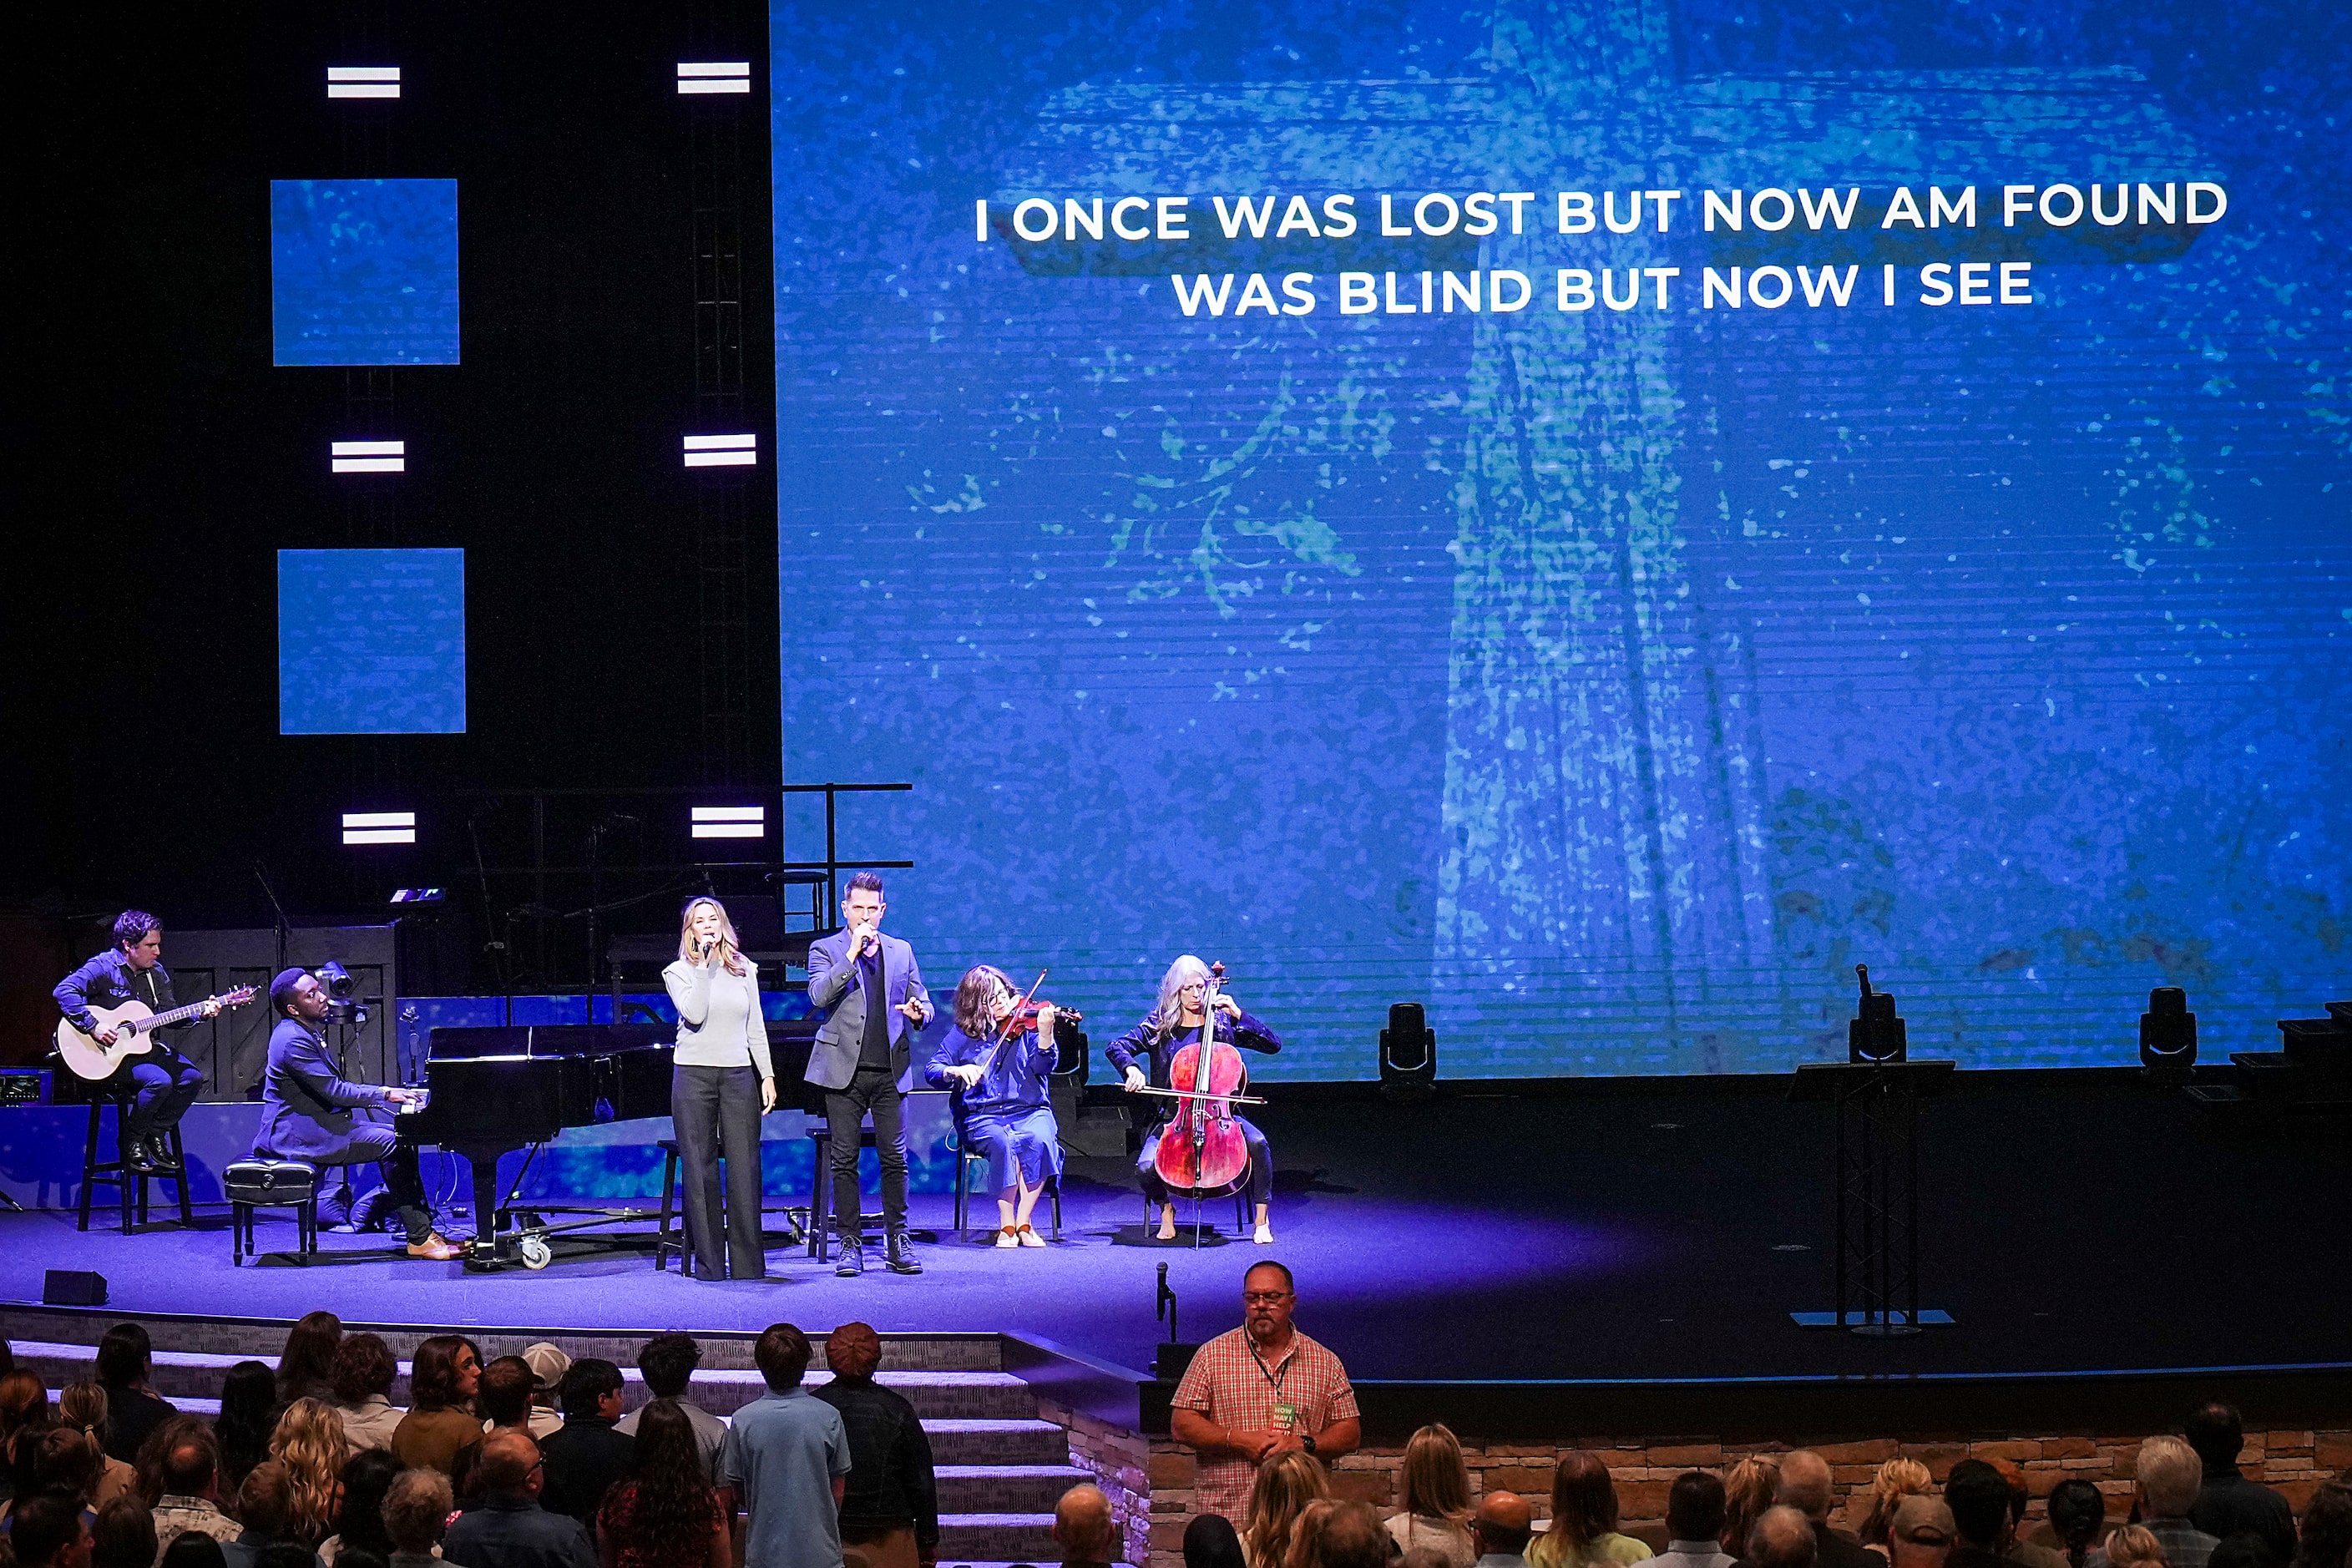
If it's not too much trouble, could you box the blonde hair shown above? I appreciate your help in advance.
[2135,1436,2202,1519]
[1722,1456,1782,1560]
[269,1398,346,1545]
[2101,1525,2167,1568]
[1146,954,1212,1044]
[58,1379,109,1442]
[1242,1451,1328,1567]
[1856,1457,1934,1546]
[679,898,748,977]
[1398,1424,1474,1524]
[1282,1500,1339,1568]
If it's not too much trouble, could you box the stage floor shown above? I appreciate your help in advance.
[3,1075,2344,1383]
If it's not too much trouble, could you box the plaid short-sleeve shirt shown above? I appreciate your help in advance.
[1171,1325,1358,1525]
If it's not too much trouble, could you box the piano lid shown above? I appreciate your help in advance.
[427,1023,671,1060]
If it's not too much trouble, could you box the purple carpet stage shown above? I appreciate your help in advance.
[4,1072,2348,1404]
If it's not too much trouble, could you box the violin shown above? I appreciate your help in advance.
[1151,961,1255,1198]
[999,997,1081,1034]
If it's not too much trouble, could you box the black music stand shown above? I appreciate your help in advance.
[1788,1060,1955,1335]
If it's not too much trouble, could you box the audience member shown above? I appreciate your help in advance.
[2092,1528,2164,1568]
[453,1362,540,1505]
[1855,1461,1933,1557]
[391,1341,482,1474]
[1409,1550,1462,1568]
[1240,1452,1328,1568]
[220,1461,313,1568]
[1527,1451,1649,1568]
[161,1537,227,1568]
[14,1496,94,1568]
[1171,1263,1360,1528]
[2182,1406,2294,1568]
[316,1449,403,1566]
[89,1496,156,1568]
[1654,1471,1735,1568]
[142,1421,238,1557]
[2288,1482,2351,1568]
[213,1367,279,1499]
[1282,1501,1338,1568]
[57,1387,135,1510]
[718,1325,850,1568]
[274,1320,342,1414]
[326,1340,402,1458]
[257,1546,320,1568]
[25,1428,105,1516]
[1888,1500,1955,1568]
[440,1434,593,1568]
[1722,1460,1782,1568]
[331,1552,386,1568]
[812,1323,938,1568]
[1383,1424,1476,1568]
[1309,1504,1392,1568]
[2035,1482,2107,1568]
[1946,1464,2032,1568]
[2204,1538,2272,1568]
[1747,1508,1818,1568]
[535,1362,628,1525]
[266,1403,344,1548]
[1979,1462,2063,1568]
[5,1373,57,1479]
[1054,1483,1118,1568]
[1471,1493,1536,1568]
[1185,1514,1247,1568]
[517,1352,568,1444]
[1774,1454,1875,1568]
[2098,1439,2218,1568]
[615,1339,722,1483]
[94,1330,175,1467]
[593,1402,726,1568]
[379,1470,452,1568]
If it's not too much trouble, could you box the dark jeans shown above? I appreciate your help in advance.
[1138,1115,1272,1206]
[827,1064,908,1237]
[108,1047,205,1139]
[307,1124,435,1244]
[672,1065,766,1278]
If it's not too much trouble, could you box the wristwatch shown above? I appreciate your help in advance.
[1300,1434,1318,1455]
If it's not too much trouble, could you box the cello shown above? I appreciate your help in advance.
[1151,961,1255,1206]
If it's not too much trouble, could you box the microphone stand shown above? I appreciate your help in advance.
[466,812,515,1028]
[254,862,293,975]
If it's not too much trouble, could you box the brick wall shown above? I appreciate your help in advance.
[1141,1429,2350,1568]
[1039,1398,1158,1568]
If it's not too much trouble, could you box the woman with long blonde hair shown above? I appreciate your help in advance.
[1384,1424,1477,1567]
[1241,1450,1328,1568]
[1721,1456,1780,1565]
[269,1398,347,1546]
[1526,1451,1651,1568]
[1106,953,1284,1242]
[1855,1457,1933,1555]
[663,895,777,1281]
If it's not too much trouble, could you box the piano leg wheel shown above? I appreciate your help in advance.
[518,1236,552,1270]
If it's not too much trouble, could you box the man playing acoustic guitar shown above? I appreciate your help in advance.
[53,911,214,1172]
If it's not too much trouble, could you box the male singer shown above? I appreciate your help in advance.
[804,872,933,1277]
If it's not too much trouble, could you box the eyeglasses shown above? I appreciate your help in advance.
[1242,1291,1292,1304]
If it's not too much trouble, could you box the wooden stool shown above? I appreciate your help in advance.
[75,1094,193,1235]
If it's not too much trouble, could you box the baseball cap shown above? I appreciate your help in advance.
[1893,1496,1957,1547]
[522,1343,572,1391]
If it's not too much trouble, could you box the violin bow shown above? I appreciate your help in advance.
[978,969,1050,1079]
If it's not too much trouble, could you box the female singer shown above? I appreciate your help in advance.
[1105,954,1282,1243]
[924,965,1063,1248]
[663,897,776,1280]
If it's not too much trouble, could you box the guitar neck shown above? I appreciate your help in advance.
[128,999,208,1034]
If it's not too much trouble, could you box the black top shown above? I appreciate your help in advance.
[537,1418,635,1524]
[1813,1526,1885,1568]
[100,1381,178,1464]
[2189,1470,2295,1567]
[812,1376,940,1552]
[857,948,891,1070]
[54,952,184,1038]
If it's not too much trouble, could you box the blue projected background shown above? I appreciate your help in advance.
[770,0,2349,1077]
[279,549,467,736]
[271,179,460,367]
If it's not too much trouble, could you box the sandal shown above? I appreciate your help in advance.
[995,1226,1019,1248]
[1017,1223,1045,1247]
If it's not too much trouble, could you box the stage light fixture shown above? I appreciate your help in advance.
[2139,986,2197,1071]
[1848,964,1908,1064]
[342,810,417,846]
[331,439,406,473]
[690,804,764,840]
[326,66,401,99]
[683,433,757,468]
[1378,1001,1437,1100]
[676,62,751,94]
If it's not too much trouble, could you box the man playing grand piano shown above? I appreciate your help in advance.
[253,968,462,1260]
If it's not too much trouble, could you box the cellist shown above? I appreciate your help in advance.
[1106,953,1282,1243]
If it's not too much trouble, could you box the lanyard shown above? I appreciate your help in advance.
[1247,1337,1292,1396]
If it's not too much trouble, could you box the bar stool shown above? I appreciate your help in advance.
[70,1080,194,1234]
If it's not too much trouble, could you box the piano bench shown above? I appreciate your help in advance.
[225,1159,321,1267]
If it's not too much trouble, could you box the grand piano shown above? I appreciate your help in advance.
[397,1022,672,1269]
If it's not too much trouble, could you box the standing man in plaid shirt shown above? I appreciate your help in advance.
[1170,1261,1361,1524]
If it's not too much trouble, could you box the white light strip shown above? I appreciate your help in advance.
[328,66,402,81]
[332,440,406,456]
[327,84,402,99]
[690,822,765,839]
[676,61,751,76]
[692,806,765,822]
[343,827,417,845]
[683,433,756,449]
[683,433,757,468]
[677,79,751,94]
[683,449,757,467]
[343,812,417,828]
[332,456,406,473]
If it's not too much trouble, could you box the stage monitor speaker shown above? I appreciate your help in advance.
[43,1269,108,1307]
[1378,1002,1436,1100]
[2140,987,2197,1070]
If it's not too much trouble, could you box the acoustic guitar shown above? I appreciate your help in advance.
[55,987,257,1080]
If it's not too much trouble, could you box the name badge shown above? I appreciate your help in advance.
[1273,1401,1298,1432]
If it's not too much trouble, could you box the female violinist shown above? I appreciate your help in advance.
[1105,953,1282,1243]
[923,966,1065,1248]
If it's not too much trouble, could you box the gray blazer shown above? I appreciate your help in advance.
[804,928,930,1091]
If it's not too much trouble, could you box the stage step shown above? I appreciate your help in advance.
[924,1419,1070,1466]
[936,1464,1094,1514]
[933,1514,1062,1562]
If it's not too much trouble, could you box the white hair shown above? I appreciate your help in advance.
[1144,954,1211,1045]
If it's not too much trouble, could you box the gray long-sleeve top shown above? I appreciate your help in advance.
[662,956,775,1079]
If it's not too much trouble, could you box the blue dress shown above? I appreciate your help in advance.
[923,1024,1063,1191]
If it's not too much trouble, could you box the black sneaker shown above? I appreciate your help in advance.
[884,1229,923,1275]
[834,1237,864,1277]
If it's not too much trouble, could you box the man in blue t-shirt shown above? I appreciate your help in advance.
[721,1323,852,1568]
